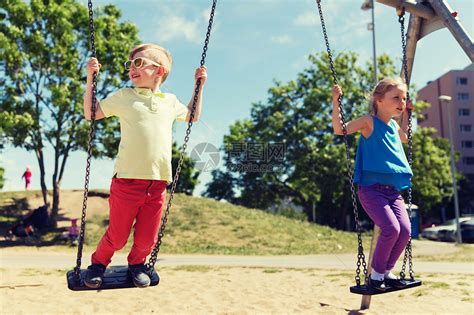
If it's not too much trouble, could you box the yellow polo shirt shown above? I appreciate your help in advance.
[99,87,188,183]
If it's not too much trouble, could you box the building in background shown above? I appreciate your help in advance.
[417,63,474,181]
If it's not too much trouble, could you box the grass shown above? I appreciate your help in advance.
[0,191,48,203]
[17,268,71,277]
[325,271,354,280]
[156,194,364,255]
[460,289,471,297]
[262,268,282,273]
[0,191,43,224]
[4,190,472,260]
[415,244,474,262]
[45,191,365,255]
[456,281,469,286]
[426,281,450,289]
[2,189,469,261]
[169,265,213,272]
[412,288,425,297]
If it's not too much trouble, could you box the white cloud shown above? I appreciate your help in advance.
[144,2,217,45]
[159,16,201,44]
[271,35,293,45]
[294,0,347,27]
[294,11,320,26]
[201,7,212,21]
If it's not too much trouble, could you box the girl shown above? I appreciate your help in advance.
[332,77,413,292]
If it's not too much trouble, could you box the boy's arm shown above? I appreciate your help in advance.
[185,66,207,122]
[185,88,203,123]
[83,57,106,121]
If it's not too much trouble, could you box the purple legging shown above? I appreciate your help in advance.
[358,184,411,274]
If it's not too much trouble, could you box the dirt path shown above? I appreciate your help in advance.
[1,248,473,275]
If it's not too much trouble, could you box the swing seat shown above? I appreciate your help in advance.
[66,265,160,291]
[350,279,422,295]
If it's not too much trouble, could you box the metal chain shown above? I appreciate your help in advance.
[398,8,415,280]
[74,0,99,281]
[147,0,218,270]
[315,0,367,286]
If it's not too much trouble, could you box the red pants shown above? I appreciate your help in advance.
[91,178,167,266]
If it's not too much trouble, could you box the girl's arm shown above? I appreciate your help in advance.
[83,57,106,121]
[397,100,413,143]
[332,85,372,137]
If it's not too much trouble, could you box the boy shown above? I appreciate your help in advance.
[83,43,207,288]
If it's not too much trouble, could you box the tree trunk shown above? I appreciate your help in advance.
[36,148,48,205]
[50,138,62,228]
[301,200,314,223]
[50,180,60,228]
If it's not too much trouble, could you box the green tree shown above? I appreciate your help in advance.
[203,169,236,202]
[0,0,139,226]
[409,127,454,221]
[205,52,454,229]
[171,142,200,195]
[206,52,381,228]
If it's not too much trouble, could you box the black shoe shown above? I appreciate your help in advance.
[384,277,408,289]
[84,264,106,289]
[128,264,151,288]
[368,276,386,292]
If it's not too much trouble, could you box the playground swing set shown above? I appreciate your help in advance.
[65,0,473,310]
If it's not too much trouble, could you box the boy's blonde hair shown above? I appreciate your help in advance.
[369,77,407,115]
[130,43,173,83]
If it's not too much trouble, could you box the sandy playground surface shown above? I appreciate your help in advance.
[1,256,473,315]
[1,191,473,314]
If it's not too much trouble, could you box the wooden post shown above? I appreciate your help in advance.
[360,226,381,310]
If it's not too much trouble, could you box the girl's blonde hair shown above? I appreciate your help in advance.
[130,43,173,83]
[369,77,407,115]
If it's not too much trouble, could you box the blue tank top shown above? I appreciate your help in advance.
[354,116,413,191]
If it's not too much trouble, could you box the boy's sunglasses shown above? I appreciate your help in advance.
[124,57,161,70]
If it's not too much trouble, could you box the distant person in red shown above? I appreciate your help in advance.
[21,166,32,190]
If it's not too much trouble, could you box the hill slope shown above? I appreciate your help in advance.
[1,190,360,255]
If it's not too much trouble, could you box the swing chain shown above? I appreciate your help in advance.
[74,0,99,281]
[398,7,415,281]
[147,0,218,270]
[315,0,367,286]
[316,1,338,85]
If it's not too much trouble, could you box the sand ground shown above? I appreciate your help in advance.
[1,191,472,314]
[1,256,473,315]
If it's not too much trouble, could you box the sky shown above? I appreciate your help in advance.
[2,0,473,194]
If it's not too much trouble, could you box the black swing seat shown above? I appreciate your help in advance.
[66,265,160,291]
[350,279,422,295]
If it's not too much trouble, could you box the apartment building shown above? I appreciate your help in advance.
[417,63,474,181]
